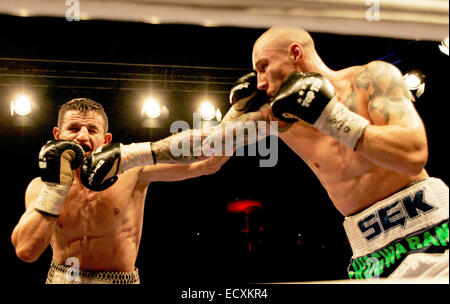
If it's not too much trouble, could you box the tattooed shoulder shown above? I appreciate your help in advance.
[353,61,413,124]
[355,61,412,100]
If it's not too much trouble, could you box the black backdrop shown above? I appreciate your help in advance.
[1,14,447,297]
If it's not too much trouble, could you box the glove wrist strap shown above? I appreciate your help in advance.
[34,183,71,217]
[314,98,370,150]
[120,142,155,172]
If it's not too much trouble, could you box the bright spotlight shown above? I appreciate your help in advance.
[404,72,425,98]
[11,94,32,116]
[199,101,216,121]
[439,36,449,56]
[142,97,161,119]
[404,73,422,90]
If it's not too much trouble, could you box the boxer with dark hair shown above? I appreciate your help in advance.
[11,98,228,284]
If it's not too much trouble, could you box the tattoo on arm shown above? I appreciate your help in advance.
[151,105,286,164]
[207,107,273,152]
[353,61,412,125]
[151,129,207,164]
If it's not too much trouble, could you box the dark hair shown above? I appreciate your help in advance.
[58,98,109,133]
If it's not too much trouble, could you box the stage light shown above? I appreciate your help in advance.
[439,36,449,56]
[142,97,162,119]
[141,94,169,129]
[404,73,421,90]
[80,12,91,21]
[199,101,216,121]
[404,72,425,98]
[145,16,161,24]
[11,94,32,116]
[202,20,218,27]
[16,8,30,17]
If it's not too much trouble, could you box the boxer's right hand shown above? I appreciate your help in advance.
[39,140,85,186]
[229,72,269,113]
[34,140,84,217]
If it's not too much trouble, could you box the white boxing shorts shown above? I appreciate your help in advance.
[343,178,449,280]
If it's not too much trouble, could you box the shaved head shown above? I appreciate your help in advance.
[251,27,319,97]
[253,27,315,67]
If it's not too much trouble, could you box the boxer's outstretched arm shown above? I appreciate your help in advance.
[352,61,428,175]
[148,100,280,165]
[138,155,231,184]
[82,103,273,190]
[137,101,276,184]
[137,106,250,184]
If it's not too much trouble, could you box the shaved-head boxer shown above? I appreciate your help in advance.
[207,27,449,280]
[11,98,229,284]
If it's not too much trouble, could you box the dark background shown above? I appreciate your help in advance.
[1,14,447,293]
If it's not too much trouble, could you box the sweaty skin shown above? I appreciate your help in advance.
[25,169,145,271]
[12,110,228,271]
[275,64,428,216]
[247,27,429,216]
[133,28,428,217]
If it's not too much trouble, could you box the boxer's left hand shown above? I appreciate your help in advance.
[80,142,155,191]
[271,71,335,124]
[80,143,122,191]
[270,71,370,150]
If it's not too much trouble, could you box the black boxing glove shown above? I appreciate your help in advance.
[81,142,155,191]
[229,72,269,113]
[34,140,85,217]
[271,72,370,150]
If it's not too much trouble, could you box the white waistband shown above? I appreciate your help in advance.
[343,178,449,258]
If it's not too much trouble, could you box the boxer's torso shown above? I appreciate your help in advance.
[279,65,428,216]
[49,168,147,272]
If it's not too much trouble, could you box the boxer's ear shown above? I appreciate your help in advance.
[104,132,112,144]
[53,127,61,139]
[289,43,303,62]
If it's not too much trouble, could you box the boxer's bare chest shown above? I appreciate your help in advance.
[55,173,144,239]
[280,68,368,165]
[277,67,402,213]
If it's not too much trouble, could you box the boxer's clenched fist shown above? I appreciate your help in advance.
[80,143,122,191]
[230,72,269,113]
[34,140,85,217]
[38,139,85,185]
[271,71,370,150]
[81,142,155,191]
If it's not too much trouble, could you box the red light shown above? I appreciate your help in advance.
[227,199,262,214]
